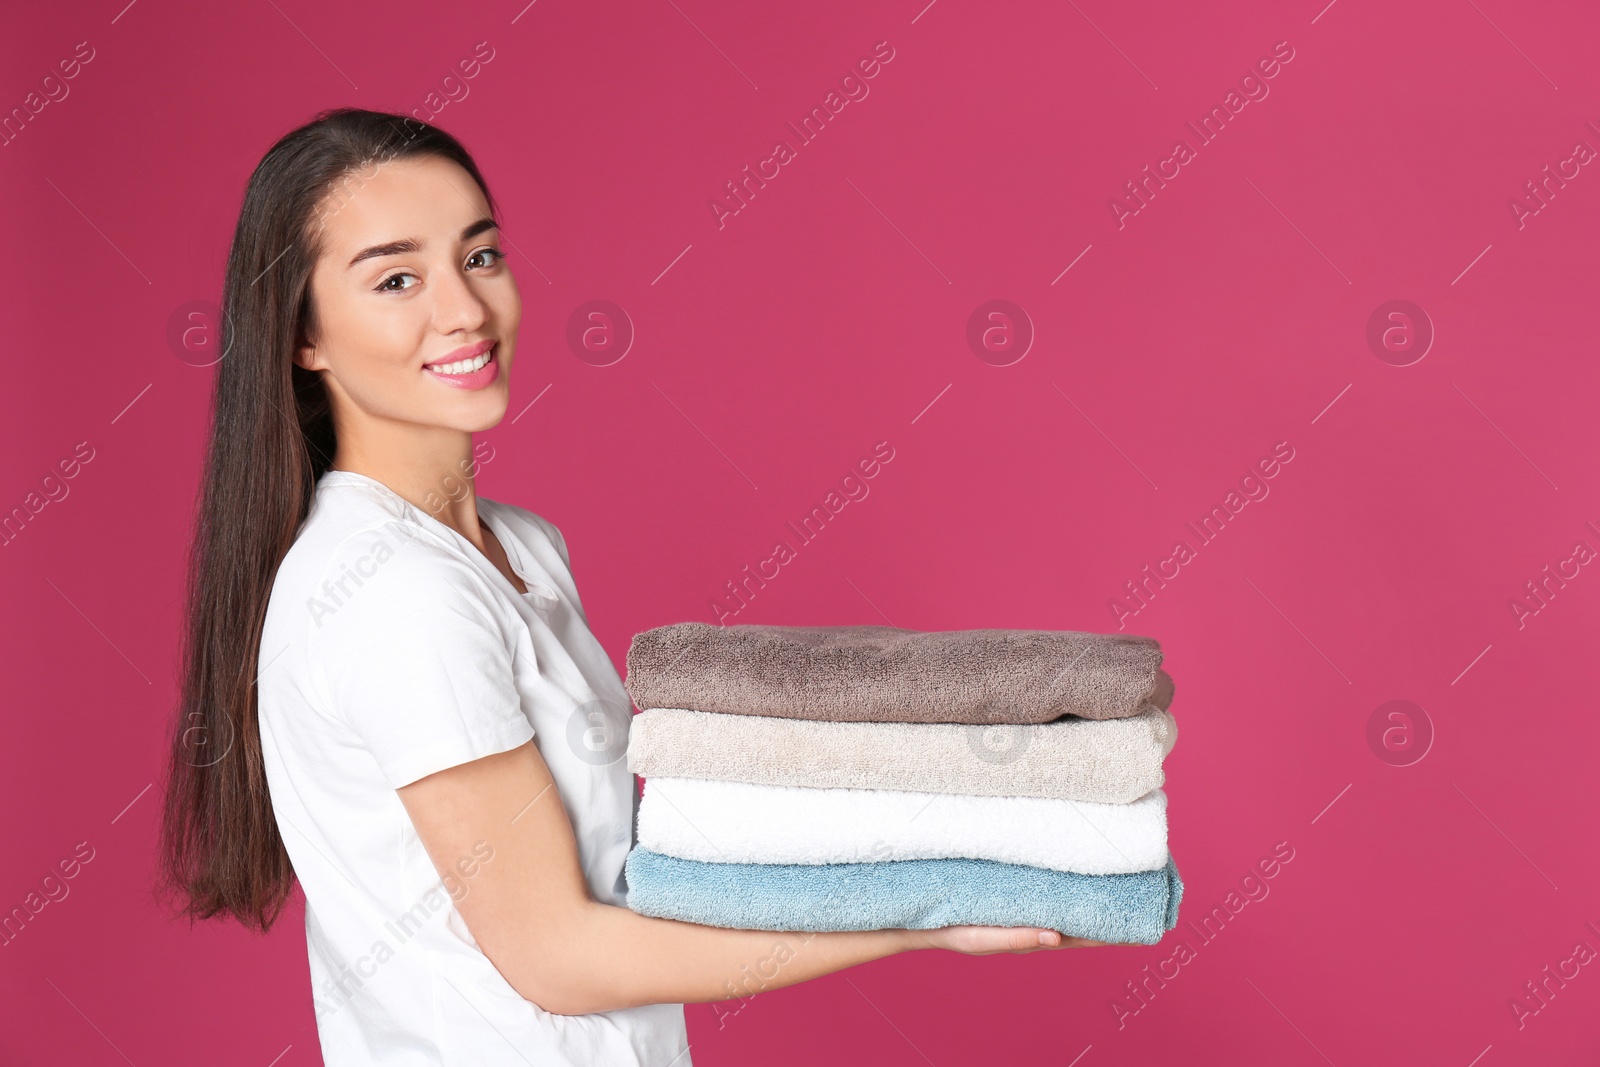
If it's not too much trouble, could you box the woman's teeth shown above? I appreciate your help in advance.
[430,348,493,375]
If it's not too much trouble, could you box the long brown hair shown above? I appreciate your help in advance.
[158,107,502,931]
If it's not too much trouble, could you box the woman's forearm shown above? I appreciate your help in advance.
[397,742,949,1017]
[541,899,924,1015]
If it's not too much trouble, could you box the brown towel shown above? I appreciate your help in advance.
[623,622,1172,724]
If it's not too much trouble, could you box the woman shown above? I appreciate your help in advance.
[157,107,1105,1067]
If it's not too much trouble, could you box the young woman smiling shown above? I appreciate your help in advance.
[157,107,1106,1067]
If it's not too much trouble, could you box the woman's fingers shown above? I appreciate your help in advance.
[1044,932,1110,948]
[928,925,1118,954]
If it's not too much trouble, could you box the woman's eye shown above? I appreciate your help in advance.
[374,249,501,292]
[376,272,418,293]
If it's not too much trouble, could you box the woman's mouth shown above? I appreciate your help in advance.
[424,342,500,390]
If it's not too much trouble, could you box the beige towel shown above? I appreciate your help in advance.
[627,703,1177,803]
[624,622,1171,723]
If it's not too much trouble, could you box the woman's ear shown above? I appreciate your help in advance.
[293,293,322,371]
[294,322,324,372]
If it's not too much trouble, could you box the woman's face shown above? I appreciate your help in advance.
[295,154,519,435]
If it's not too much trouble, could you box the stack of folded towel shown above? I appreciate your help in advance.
[620,623,1182,945]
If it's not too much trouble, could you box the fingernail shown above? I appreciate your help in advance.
[1038,931,1057,945]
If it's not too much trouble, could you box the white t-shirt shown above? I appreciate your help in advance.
[257,468,690,1066]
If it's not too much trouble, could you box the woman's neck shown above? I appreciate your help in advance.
[329,443,484,549]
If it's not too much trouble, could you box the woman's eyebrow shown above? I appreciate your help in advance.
[346,217,499,269]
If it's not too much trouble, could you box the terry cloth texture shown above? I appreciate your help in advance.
[623,848,1184,944]
[623,622,1171,724]
[627,703,1176,803]
[636,777,1169,875]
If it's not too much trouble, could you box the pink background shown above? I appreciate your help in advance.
[3,0,1598,1063]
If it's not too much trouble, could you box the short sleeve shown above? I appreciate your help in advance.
[307,523,535,789]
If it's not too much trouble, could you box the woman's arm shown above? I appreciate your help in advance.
[398,739,1103,1017]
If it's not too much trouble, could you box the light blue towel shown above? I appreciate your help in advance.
[623,847,1183,945]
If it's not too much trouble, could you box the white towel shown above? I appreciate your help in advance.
[636,776,1169,876]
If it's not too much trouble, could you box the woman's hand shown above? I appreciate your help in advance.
[917,926,1129,955]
